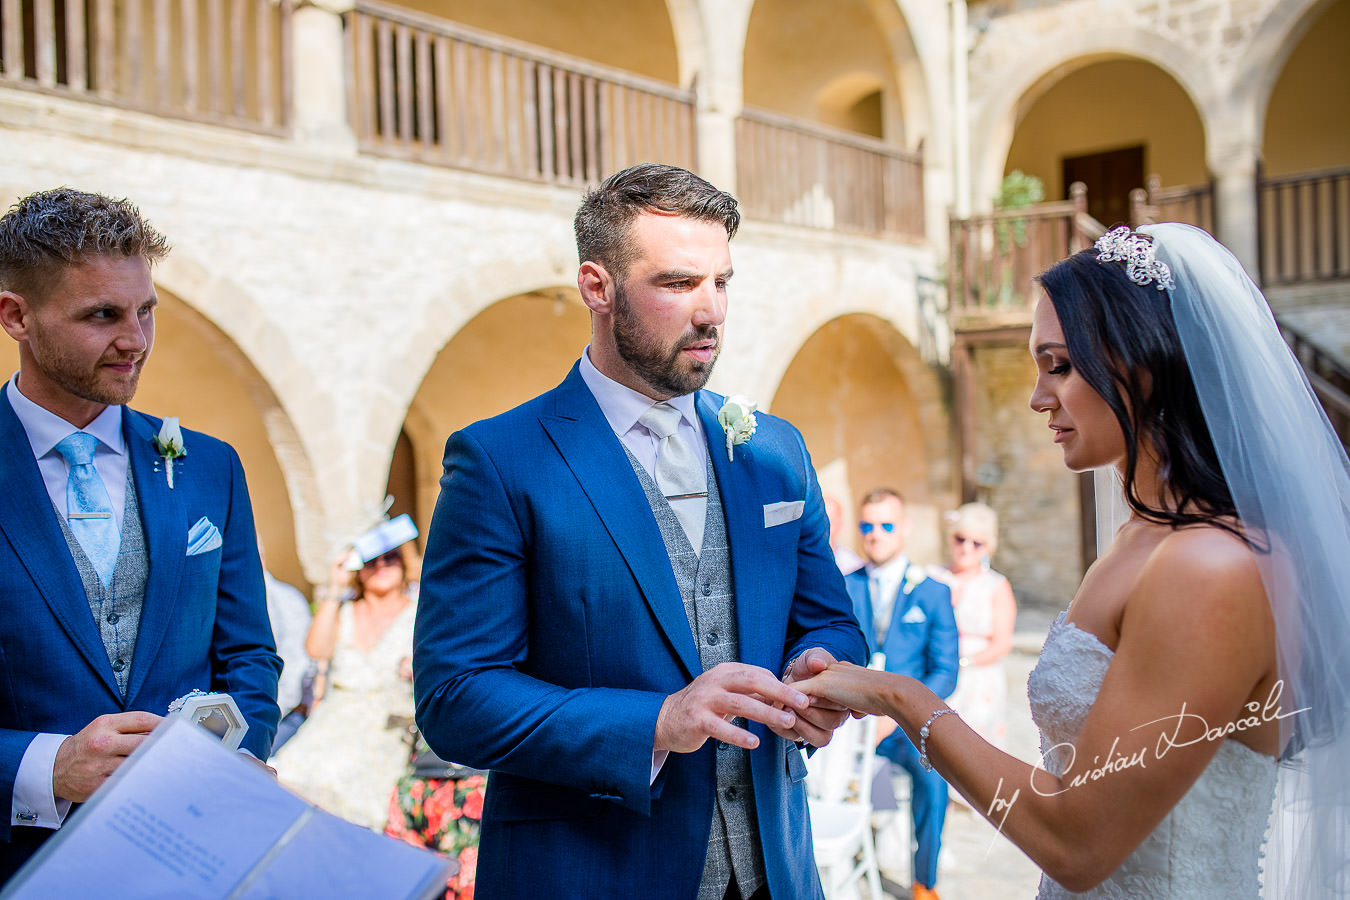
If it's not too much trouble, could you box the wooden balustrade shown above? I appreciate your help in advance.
[1279,319,1350,448]
[735,107,923,240]
[948,183,1104,324]
[345,1,695,186]
[1259,165,1350,286]
[1129,175,1214,232]
[0,0,291,133]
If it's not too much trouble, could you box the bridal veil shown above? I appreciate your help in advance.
[1145,223,1350,898]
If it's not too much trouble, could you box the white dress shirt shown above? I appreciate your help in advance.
[265,572,313,714]
[578,348,708,479]
[577,348,708,784]
[864,554,911,644]
[5,373,129,829]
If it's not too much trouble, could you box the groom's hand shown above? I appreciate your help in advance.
[655,663,810,754]
[780,648,850,746]
[53,711,162,802]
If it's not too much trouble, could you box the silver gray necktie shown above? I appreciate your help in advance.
[639,401,707,551]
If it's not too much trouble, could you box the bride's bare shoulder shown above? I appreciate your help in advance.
[1126,522,1270,637]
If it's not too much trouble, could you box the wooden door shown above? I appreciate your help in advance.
[1063,145,1144,229]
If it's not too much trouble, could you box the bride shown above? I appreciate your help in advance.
[799,224,1350,897]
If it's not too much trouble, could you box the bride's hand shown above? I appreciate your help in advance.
[793,661,905,719]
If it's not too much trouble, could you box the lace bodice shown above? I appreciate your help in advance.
[1026,612,1276,898]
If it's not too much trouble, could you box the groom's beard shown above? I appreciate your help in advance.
[611,283,721,397]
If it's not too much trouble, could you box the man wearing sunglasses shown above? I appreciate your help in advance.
[844,488,958,900]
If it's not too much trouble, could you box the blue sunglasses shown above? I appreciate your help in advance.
[859,522,897,535]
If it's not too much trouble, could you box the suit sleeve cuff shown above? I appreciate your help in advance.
[13,733,72,829]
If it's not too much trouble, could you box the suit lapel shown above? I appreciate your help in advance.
[698,393,774,672]
[847,572,875,645]
[122,409,187,703]
[0,387,121,698]
[538,366,702,680]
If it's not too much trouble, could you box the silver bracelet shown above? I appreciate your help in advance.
[918,707,957,771]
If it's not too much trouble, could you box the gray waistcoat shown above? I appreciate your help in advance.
[623,448,767,900]
[55,465,149,698]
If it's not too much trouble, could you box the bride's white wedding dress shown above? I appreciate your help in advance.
[1027,612,1277,898]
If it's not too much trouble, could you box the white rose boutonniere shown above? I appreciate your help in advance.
[903,564,926,594]
[717,396,758,462]
[152,417,187,489]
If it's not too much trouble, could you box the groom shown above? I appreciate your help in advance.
[414,164,867,899]
[0,189,281,881]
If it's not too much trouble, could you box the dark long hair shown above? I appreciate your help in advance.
[1037,247,1241,535]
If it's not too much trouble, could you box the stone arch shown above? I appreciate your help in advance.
[769,313,953,565]
[400,286,593,541]
[815,72,886,138]
[865,0,937,152]
[742,0,908,140]
[1241,0,1342,135]
[1000,56,1208,227]
[370,246,576,493]
[971,30,1211,210]
[0,269,318,590]
[151,253,327,582]
[663,0,707,88]
[1255,0,1349,176]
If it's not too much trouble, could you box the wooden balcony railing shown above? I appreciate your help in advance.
[735,107,924,240]
[1259,165,1350,287]
[1279,319,1350,449]
[0,0,292,133]
[949,183,1104,327]
[345,1,696,186]
[1129,175,1214,233]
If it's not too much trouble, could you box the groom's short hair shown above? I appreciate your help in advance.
[574,163,739,283]
[0,187,170,303]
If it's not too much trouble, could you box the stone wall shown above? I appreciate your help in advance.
[971,343,1082,614]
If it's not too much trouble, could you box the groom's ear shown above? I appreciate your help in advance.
[0,290,32,342]
[578,261,615,315]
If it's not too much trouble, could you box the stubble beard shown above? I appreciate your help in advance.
[27,331,144,408]
[611,282,720,398]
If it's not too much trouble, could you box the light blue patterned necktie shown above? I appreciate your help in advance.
[54,432,119,588]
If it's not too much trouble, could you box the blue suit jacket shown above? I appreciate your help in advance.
[414,364,867,899]
[0,387,280,875]
[844,567,958,699]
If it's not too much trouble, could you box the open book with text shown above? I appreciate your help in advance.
[0,716,451,900]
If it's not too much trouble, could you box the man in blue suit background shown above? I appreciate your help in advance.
[844,488,958,900]
[414,164,867,899]
[0,189,281,882]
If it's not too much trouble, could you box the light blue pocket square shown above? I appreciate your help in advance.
[900,606,928,625]
[763,500,805,528]
[187,516,223,556]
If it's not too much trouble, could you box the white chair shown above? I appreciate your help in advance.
[806,653,885,900]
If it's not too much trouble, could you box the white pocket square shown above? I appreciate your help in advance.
[900,606,928,625]
[763,500,805,528]
[187,516,223,556]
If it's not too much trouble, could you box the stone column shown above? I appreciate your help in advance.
[292,0,358,153]
[950,0,971,219]
[1210,139,1262,280]
[694,0,753,193]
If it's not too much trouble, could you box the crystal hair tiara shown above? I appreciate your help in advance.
[1093,226,1174,291]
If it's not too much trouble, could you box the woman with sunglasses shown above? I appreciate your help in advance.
[797,225,1350,897]
[929,502,1017,751]
[272,534,420,832]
